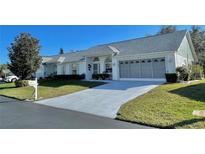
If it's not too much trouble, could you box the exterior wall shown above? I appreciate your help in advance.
[45,63,57,77]
[112,56,119,80]
[57,62,86,75]
[36,64,44,79]
[165,54,176,73]
[79,61,86,74]
[64,63,70,74]
[175,35,195,67]
[85,57,92,80]
[57,64,64,75]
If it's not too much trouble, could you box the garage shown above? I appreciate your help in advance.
[119,58,166,79]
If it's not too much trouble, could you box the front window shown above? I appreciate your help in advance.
[105,63,112,73]
[93,63,100,74]
[71,63,78,75]
[105,57,112,73]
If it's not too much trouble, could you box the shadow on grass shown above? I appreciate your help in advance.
[170,83,205,102]
[116,117,205,129]
[165,118,205,128]
[38,79,105,88]
[0,86,16,90]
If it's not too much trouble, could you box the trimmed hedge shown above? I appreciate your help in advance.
[15,80,29,87]
[165,73,178,83]
[92,74,110,80]
[53,74,85,80]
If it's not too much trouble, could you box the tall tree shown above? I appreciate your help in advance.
[190,26,205,69]
[8,33,42,80]
[158,25,176,34]
[59,48,64,54]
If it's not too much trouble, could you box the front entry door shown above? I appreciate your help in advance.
[93,63,100,74]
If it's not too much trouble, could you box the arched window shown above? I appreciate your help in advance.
[105,57,112,63]
[93,57,99,62]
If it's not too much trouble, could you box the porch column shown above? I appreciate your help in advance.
[85,57,92,80]
[112,56,119,80]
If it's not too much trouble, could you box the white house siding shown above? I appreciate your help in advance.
[57,64,65,75]
[64,63,70,74]
[44,64,57,77]
[36,65,44,79]
[56,62,86,75]
[175,35,195,67]
[78,61,86,74]
[85,57,92,80]
[165,54,176,73]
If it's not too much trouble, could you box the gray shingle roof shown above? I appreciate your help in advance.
[83,30,187,56]
[42,30,187,63]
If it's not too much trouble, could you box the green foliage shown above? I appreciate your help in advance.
[15,80,29,87]
[92,73,111,80]
[165,73,178,83]
[8,33,42,80]
[158,25,176,34]
[190,26,205,71]
[190,64,204,80]
[176,66,190,81]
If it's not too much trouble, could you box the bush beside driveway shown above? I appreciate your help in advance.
[0,79,104,100]
[117,80,205,129]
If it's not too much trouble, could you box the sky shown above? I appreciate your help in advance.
[1,25,205,64]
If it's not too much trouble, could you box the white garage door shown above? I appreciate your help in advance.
[119,58,166,79]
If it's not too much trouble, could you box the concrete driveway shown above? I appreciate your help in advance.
[37,81,163,118]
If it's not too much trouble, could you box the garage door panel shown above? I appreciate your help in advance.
[119,61,130,78]
[153,58,165,78]
[140,59,152,78]
[130,60,140,78]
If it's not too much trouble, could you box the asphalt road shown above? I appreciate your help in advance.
[0,96,152,129]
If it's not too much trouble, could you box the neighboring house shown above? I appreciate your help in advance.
[36,30,198,81]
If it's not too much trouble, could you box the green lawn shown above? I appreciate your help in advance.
[0,79,104,100]
[117,80,205,129]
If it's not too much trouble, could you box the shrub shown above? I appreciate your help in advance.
[92,74,110,80]
[190,64,204,80]
[165,73,178,83]
[15,80,29,87]
[176,66,190,81]
[53,74,85,80]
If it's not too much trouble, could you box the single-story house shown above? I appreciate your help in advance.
[36,30,198,81]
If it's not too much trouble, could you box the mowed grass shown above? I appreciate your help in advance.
[0,80,104,100]
[117,80,205,129]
